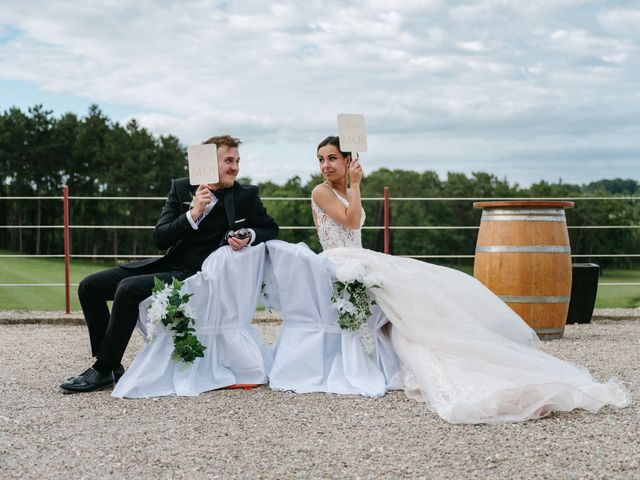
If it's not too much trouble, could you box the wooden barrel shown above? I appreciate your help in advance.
[473,201,574,340]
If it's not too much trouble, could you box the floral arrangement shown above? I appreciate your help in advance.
[146,277,206,363]
[183,192,196,210]
[331,262,382,331]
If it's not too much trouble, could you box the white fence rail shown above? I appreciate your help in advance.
[1,195,638,292]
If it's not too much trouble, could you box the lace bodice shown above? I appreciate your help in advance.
[311,186,364,250]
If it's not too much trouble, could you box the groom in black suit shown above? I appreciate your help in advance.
[61,135,279,393]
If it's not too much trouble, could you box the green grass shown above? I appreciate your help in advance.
[0,250,112,310]
[595,268,640,308]
[439,263,639,309]
[0,250,638,310]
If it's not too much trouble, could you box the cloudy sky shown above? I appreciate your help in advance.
[1,0,638,186]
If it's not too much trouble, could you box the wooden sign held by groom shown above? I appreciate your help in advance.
[337,113,367,155]
[187,144,220,185]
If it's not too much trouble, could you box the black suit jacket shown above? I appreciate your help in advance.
[123,178,279,274]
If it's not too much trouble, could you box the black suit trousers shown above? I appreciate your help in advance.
[78,262,190,367]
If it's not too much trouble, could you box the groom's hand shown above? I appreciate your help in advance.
[191,184,213,221]
[227,234,251,251]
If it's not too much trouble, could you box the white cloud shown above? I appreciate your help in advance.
[457,41,486,52]
[364,0,443,12]
[599,9,640,38]
[0,0,638,186]
[602,53,627,64]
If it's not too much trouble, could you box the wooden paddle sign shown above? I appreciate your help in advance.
[337,114,367,158]
[187,144,219,185]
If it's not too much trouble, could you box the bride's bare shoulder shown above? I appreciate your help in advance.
[311,184,334,203]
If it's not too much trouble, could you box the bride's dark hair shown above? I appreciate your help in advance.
[317,136,350,158]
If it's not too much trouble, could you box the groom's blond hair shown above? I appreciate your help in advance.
[203,135,242,148]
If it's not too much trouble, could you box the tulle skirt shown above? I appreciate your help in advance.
[321,248,629,423]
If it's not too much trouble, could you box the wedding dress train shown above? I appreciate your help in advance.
[322,247,629,423]
[302,189,630,423]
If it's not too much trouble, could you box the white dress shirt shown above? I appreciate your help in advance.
[186,196,255,245]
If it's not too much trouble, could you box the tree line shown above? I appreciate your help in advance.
[1,105,638,268]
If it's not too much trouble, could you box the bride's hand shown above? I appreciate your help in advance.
[348,158,363,187]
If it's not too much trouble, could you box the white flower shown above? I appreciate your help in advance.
[151,287,170,307]
[336,262,366,283]
[363,272,383,289]
[183,193,196,210]
[331,264,380,331]
[180,303,196,320]
[146,284,173,342]
[147,300,167,324]
[146,319,159,341]
[334,297,357,315]
[145,276,206,362]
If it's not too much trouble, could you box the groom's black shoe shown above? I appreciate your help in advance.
[60,367,114,393]
[113,364,125,384]
[64,364,124,383]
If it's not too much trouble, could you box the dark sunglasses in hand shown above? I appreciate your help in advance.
[225,228,251,241]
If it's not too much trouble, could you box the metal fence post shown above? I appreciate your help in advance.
[63,185,70,314]
[384,186,390,254]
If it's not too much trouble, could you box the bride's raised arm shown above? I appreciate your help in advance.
[311,181,362,229]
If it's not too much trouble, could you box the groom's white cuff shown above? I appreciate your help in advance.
[186,210,199,230]
[248,228,257,246]
[186,198,219,230]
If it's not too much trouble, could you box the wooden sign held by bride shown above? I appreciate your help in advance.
[337,114,367,156]
[187,144,220,185]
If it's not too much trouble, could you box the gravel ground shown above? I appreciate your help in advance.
[0,319,638,479]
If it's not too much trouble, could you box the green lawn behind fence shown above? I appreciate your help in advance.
[0,250,638,310]
[595,268,640,308]
[0,251,112,311]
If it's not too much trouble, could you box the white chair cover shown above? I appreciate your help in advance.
[265,240,396,397]
[113,244,273,398]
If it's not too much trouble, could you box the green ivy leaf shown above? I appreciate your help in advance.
[147,275,204,365]
[153,276,166,293]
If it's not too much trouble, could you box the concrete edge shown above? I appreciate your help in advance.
[0,311,283,326]
[0,308,638,326]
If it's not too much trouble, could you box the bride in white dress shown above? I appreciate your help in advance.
[304,135,629,424]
